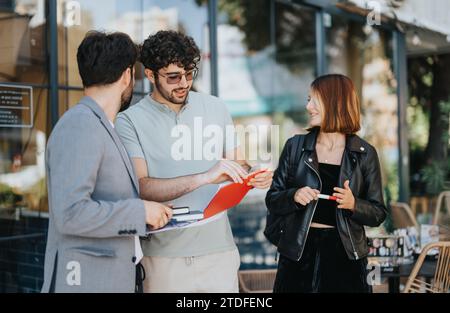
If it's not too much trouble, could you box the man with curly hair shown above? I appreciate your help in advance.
[115,30,273,292]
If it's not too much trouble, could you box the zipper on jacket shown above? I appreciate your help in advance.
[343,211,359,259]
[339,154,359,260]
[300,159,322,261]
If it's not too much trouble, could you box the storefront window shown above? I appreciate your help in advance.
[57,89,84,113]
[218,0,317,269]
[0,0,49,218]
[218,0,316,163]
[0,1,49,293]
[56,0,210,102]
[0,86,49,215]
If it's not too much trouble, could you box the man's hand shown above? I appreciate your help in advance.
[248,169,274,189]
[143,201,173,229]
[204,159,248,184]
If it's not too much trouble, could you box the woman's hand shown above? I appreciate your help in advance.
[294,187,320,206]
[333,180,355,211]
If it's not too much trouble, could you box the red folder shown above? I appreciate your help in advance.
[203,169,267,219]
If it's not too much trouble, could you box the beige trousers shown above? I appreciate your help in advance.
[141,248,241,293]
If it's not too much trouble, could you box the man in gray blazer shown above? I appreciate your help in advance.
[41,31,172,293]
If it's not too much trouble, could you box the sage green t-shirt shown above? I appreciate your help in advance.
[115,91,239,257]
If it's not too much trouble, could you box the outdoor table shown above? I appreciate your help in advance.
[373,257,437,293]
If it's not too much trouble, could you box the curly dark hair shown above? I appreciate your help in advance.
[140,30,201,72]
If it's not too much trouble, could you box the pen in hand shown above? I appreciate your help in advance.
[317,194,337,201]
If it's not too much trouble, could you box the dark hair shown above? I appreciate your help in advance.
[77,31,138,87]
[140,30,201,72]
[310,74,361,134]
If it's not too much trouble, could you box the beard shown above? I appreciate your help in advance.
[119,80,134,112]
[155,77,189,105]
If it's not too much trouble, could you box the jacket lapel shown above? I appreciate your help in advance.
[303,127,320,174]
[79,96,140,193]
[339,151,355,188]
[339,134,367,188]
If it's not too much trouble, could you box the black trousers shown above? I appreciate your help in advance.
[273,227,372,293]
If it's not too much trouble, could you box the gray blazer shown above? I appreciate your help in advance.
[41,96,146,293]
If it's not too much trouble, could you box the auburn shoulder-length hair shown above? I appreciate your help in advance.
[310,74,361,134]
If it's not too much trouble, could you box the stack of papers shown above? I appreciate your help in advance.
[171,210,204,222]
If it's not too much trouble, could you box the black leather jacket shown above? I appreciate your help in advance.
[265,128,388,262]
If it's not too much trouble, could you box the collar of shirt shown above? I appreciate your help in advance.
[147,94,190,116]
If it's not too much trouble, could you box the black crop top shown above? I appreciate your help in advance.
[312,163,341,226]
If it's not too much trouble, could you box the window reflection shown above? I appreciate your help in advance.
[57,0,210,93]
[57,89,83,115]
[0,88,49,216]
[0,1,49,217]
[218,1,316,167]
[0,0,47,84]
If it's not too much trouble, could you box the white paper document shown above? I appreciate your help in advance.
[146,211,225,234]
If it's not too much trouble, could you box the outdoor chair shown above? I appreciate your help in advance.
[390,202,419,229]
[433,191,450,226]
[238,269,277,293]
[403,241,450,293]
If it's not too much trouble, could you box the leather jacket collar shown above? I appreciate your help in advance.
[303,127,368,154]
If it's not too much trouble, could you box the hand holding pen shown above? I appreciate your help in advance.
[294,187,320,206]
[294,180,355,211]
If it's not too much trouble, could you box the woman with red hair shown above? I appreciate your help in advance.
[266,74,387,293]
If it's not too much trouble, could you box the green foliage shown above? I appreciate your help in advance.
[407,102,429,151]
[439,100,450,146]
[408,55,450,196]
[421,72,433,87]
[439,99,450,122]
[420,161,448,195]
[385,159,399,202]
